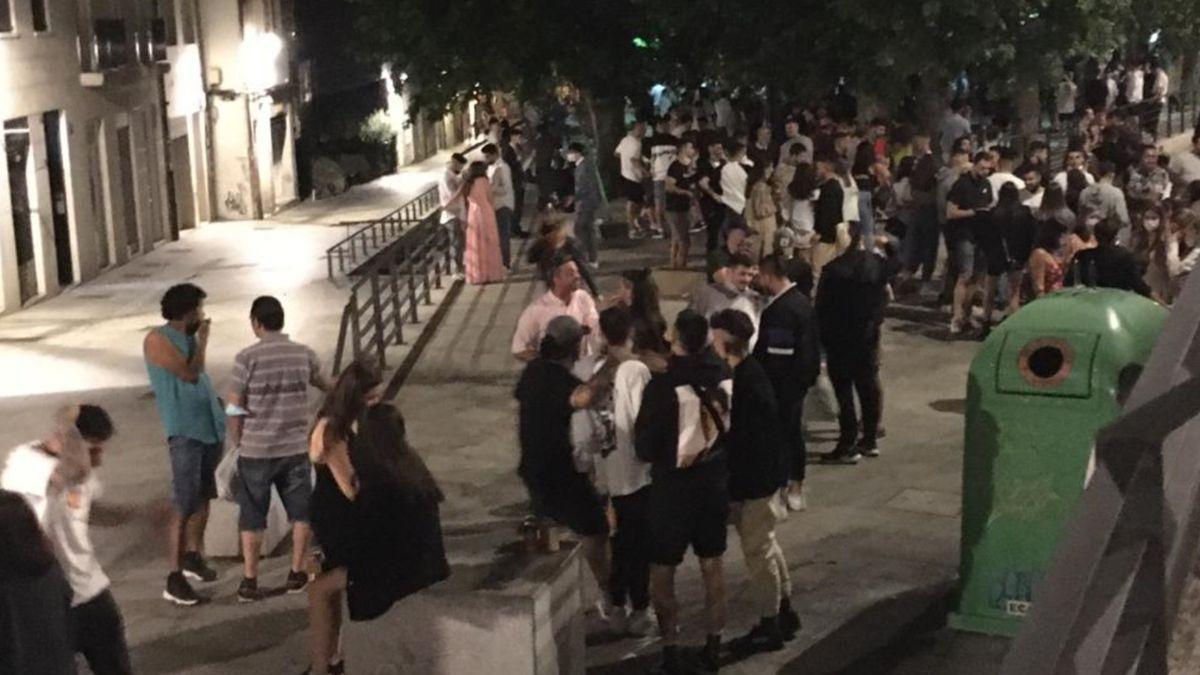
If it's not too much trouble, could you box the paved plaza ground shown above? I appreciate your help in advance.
[14,135,1143,672]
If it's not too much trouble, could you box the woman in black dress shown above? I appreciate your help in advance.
[304,361,449,675]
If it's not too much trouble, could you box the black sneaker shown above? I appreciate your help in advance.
[163,571,200,606]
[182,552,219,583]
[729,617,785,656]
[237,577,261,603]
[653,646,686,675]
[698,634,722,672]
[856,438,880,458]
[779,598,802,638]
[823,445,862,465]
[285,570,309,594]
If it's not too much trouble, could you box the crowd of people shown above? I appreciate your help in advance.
[0,286,449,675]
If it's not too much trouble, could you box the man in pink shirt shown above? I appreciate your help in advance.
[512,255,600,361]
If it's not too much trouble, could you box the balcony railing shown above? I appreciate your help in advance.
[78,18,167,76]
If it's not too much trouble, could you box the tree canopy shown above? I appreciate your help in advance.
[344,0,1197,118]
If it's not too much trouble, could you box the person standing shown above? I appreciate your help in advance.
[1,405,132,675]
[746,165,779,258]
[690,253,762,350]
[635,310,732,674]
[483,143,516,269]
[614,121,649,238]
[1169,133,1200,187]
[753,255,820,512]
[566,142,602,265]
[720,142,752,233]
[646,117,679,238]
[143,283,225,605]
[939,102,972,163]
[571,307,656,635]
[226,296,331,602]
[665,139,699,269]
[709,309,801,655]
[945,151,995,335]
[817,223,899,463]
[504,128,529,235]
[512,254,600,361]
[1056,72,1078,126]
[812,153,847,279]
[460,161,507,286]
[1077,161,1131,229]
[438,153,468,275]
[698,140,728,253]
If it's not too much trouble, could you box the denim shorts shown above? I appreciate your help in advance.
[168,436,223,517]
[234,454,312,531]
[953,235,988,279]
[653,180,668,210]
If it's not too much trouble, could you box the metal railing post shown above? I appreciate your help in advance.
[389,248,404,345]
[348,294,362,361]
[406,246,419,323]
[369,273,387,368]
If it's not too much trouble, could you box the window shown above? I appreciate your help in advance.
[31,0,49,31]
[179,0,195,44]
[1,0,13,32]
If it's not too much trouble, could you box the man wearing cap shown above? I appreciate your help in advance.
[438,153,468,274]
[515,315,616,619]
[512,253,600,362]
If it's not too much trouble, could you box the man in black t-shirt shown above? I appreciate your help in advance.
[665,140,699,269]
[945,151,995,336]
[698,140,727,253]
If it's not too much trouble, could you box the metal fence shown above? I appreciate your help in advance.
[997,89,1198,175]
[330,194,456,374]
[325,187,441,279]
[1001,270,1200,674]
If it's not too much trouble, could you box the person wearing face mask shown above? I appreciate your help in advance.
[143,283,226,606]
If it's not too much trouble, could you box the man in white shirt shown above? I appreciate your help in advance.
[484,143,516,268]
[614,121,648,237]
[570,306,655,636]
[1169,133,1200,187]
[720,142,751,230]
[1,405,133,674]
[1124,64,1144,105]
[988,147,1025,206]
[512,255,600,361]
[1052,148,1096,191]
[438,153,468,275]
[1020,163,1045,209]
[1057,73,1078,124]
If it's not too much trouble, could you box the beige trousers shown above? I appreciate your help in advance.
[733,494,792,618]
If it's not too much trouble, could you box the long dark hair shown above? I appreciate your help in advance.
[621,269,668,353]
[1037,184,1069,218]
[526,218,565,270]
[0,489,58,581]
[788,162,818,200]
[315,359,383,450]
[463,160,489,193]
[993,182,1024,221]
[354,403,443,503]
[1065,169,1089,212]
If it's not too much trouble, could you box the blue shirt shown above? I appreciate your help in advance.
[145,326,225,444]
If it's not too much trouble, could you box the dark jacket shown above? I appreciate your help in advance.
[727,356,786,501]
[1067,244,1153,297]
[0,565,74,675]
[573,158,602,213]
[635,350,730,482]
[814,177,845,243]
[753,285,820,403]
[816,248,900,354]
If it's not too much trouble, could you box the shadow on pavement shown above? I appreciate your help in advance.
[130,607,307,674]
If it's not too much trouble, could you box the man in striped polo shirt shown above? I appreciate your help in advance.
[227,296,331,602]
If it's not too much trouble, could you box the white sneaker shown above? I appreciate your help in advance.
[600,601,627,633]
[627,608,656,636]
[786,484,808,512]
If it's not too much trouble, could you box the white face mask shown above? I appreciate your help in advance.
[1144,218,1161,232]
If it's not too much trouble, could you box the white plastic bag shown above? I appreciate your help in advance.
[214,444,240,502]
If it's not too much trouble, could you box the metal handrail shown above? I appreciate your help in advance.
[325,187,441,279]
[330,209,455,374]
[1001,271,1200,673]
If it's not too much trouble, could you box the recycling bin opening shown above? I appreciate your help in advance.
[1018,338,1073,388]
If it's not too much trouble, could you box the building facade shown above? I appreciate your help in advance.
[1,0,174,313]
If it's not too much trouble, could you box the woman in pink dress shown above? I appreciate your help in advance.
[460,161,507,285]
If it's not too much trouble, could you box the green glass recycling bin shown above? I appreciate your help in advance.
[949,288,1167,636]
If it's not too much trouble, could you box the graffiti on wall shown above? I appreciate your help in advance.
[223,189,247,216]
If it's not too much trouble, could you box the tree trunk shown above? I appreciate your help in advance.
[1181,49,1198,94]
[1012,73,1044,153]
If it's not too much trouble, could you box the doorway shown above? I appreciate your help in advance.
[169,134,196,231]
[4,118,38,304]
[85,121,112,269]
[43,111,73,287]
[116,124,140,255]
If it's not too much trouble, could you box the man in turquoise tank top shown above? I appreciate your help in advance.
[143,283,226,606]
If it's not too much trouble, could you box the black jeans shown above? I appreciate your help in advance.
[610,486,652,611]
[71,589,133,675]
[701,200,725,252]
[779,390,809,482]
[827,347,882,446]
